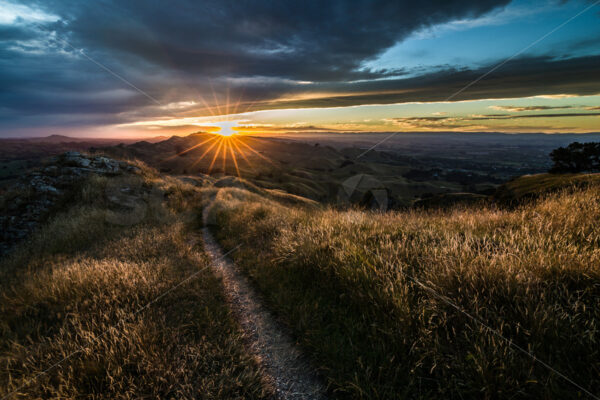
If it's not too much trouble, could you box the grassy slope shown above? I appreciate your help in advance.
[495,172,600,203]
[0,170,271,399]
[103,133,461,206]
[207,185,600,399]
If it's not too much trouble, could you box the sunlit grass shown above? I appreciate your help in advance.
[207,185,600,399]
[0,170,271,399]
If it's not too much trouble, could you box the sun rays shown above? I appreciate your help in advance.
[158,82,280,178]
[166,133,274,178]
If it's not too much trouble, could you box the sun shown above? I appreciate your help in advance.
[215,121,238,136]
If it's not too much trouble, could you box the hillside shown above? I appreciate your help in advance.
[0,162,272,399]
[203,180,600,398]
[494,172,600,204]
[3,151,599,399]
[100,133,503,207]
[0,137,152,187]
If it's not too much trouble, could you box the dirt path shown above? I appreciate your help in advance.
[201,228,326,400]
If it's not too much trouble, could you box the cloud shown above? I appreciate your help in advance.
[2,0,600,136]
[0,0,513,131]
[386,116,475,130]
[386,111,600,131]
[471,112,600,120]
[236,124,347,133]
[26,0,512,81]
[252,55,600,110]
[489,105,575,112]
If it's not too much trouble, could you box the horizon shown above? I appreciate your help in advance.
[5,130,600,142]
[1,0,599,138]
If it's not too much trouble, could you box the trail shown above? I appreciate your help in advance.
[201,227,326,400]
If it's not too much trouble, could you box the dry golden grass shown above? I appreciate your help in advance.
[208,185,600,399]
[0,172,271,399]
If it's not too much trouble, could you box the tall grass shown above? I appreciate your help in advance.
[208,186,600,399]
[0,173,271,399]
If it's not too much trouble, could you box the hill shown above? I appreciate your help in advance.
[0,160,272,399]
[494,172,600,204]
[0,137,154,187]
[203,179,600,398]
[2,151,600,398]
[100,133,502,207]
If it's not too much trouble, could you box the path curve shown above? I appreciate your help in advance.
[202,227,326,400]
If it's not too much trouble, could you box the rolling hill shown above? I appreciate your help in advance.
[100,133,502,208]
[2,150,599,398]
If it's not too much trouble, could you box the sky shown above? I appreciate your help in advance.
[0,0,599,138]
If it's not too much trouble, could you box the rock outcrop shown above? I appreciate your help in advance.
[0,152,140,257]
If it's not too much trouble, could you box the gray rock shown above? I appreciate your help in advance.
[92,157,120,174]
[1,152,143,257]
[32,182,59,194]
[44,165,59,176]
[76,157,91,168]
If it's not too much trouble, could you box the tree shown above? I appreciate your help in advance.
[549,142,600,173]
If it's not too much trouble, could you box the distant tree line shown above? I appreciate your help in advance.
[550,142,600,173]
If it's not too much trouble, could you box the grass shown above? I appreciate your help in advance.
[0,169,271,399]
[494,172,600,204]
[207,185,600,399]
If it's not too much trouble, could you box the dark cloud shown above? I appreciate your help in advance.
[30,0,511,81]
[1,0,600,135]
[471,112,600,120]
[237,125,347,133]
[250,55,600,110]
[390,116,451,122]
[490,105,575,112]
[391,112,600,124]
[0,0,511,127]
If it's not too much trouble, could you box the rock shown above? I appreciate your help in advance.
[1,152,141,257]
[76,158,91,168]
[92,157,120,174]
[62,151,95,168]
[35,184,60,194]
[178,177,202,186]
[44,165,59,176]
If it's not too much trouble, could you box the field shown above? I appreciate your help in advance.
[0,167,271,399]
[206,182,600,398]
[1,147,599,399]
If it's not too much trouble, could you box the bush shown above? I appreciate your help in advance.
[549,142,600,173]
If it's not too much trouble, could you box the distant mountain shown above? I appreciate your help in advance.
[7,134,169,144]
[27,135,93,143]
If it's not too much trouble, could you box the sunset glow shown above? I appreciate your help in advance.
[1,0,599,138]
